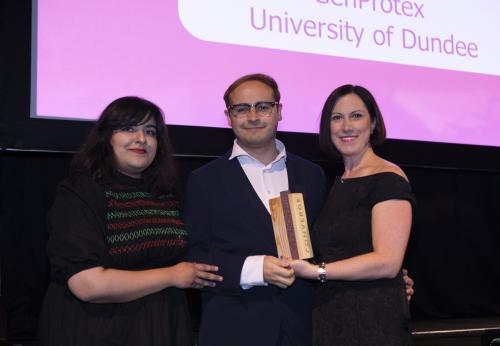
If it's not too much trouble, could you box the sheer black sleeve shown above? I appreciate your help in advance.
[46,176,109,284]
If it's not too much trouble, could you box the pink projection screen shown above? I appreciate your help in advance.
[33,0,500,147]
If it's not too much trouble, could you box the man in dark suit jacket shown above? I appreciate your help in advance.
[184,74,326,346]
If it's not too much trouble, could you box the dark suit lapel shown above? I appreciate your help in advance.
[286,154,306,195]
[221,155,276,245]
[286,154,318,229]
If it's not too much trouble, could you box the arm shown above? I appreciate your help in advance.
[68,262,222,303]
[49,177,222,304]
[292,199,412,280]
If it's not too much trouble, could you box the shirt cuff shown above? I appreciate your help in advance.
[240,255,268,290]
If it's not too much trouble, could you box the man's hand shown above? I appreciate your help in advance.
[263,256,295,288]
[402,268,414,301]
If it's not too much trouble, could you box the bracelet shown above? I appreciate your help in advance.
[318,262,327,283]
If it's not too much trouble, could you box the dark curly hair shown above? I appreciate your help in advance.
[70,96,177,194]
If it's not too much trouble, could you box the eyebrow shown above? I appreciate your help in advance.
[231,100,276,105]
[332,109,365,115]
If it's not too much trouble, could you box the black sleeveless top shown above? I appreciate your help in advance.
[311,172,416,346]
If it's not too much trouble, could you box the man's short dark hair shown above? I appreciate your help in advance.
[223,73,281,106]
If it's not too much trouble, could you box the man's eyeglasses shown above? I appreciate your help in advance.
[227,101,280,118]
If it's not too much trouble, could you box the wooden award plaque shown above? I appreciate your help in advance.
[269,191,314,260]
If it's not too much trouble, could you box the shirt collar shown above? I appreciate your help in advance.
[229,139,287,166]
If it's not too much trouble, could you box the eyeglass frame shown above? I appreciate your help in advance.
[226,101,281,118]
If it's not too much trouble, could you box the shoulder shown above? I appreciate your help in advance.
[56,175,104,204]
[366,172,415,209]
[287,153,326,198]
[49,175,106,226]
[371,159,408,183]
[287,152,324,175]
[189,153,231,179]
[186,152,236,189]
[59,175,101,192]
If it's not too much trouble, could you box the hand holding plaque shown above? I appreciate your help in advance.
[269,191,314,260]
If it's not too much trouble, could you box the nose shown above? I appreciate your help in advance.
[341,118,353,132]
[135,130,146,143]
[246,106,259,121]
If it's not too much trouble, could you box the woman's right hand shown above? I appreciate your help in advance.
[171,262,223,289]
[290,259,317,280]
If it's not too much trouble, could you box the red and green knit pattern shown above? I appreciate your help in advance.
[104,184,187,256]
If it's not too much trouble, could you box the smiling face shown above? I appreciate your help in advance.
[110,117,158,178]
[330,93,375,159]
[225,80,282,152]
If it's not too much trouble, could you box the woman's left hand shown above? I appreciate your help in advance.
[402,268,414,301]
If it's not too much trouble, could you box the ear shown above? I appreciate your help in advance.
[277,103,283,121]
[225,109,232,127]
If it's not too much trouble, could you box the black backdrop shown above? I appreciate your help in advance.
[1,0,500,342]
[2,151,500,341]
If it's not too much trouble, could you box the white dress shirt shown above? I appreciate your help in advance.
[228,139,289,289]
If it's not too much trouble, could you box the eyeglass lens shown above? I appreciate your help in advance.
[229,102,277,117]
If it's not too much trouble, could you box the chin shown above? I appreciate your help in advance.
[127,164,148,174]
[337,147,361,157]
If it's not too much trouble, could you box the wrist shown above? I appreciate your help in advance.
[167,264,181,287]
[318,262,327,283]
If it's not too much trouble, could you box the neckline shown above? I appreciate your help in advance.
[337,171,404,184]
[115,171,146,187]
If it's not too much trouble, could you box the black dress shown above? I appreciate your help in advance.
[311,172,415,346]
[39,174,193,346]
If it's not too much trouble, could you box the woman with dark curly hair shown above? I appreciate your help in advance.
[39,96,222,346]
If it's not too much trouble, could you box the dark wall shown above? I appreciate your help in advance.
[0,152,68,341]
[405,167,500,319]
[1,148,500,342]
